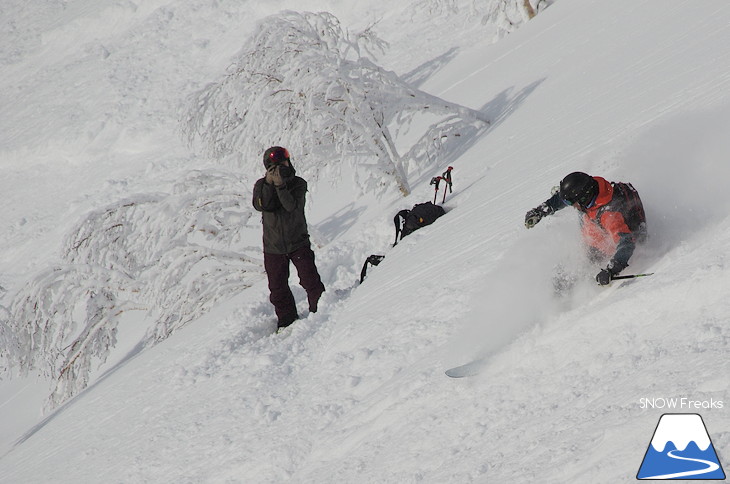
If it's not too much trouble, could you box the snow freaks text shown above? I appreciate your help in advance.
[639,397,724,410]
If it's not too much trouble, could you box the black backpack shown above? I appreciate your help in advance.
[393,202,446,246]
[360,202,446,283]
[602,182,647,242]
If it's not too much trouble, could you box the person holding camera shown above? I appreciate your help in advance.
[252,146,325,330]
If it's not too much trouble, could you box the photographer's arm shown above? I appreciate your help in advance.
[253,178,280,212]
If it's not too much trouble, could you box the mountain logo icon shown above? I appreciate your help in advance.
[637,413,726,480]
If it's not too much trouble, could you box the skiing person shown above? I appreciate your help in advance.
[524,171,647,285]
[252,146,325,329]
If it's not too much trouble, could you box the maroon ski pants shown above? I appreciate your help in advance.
[264,246,325,326]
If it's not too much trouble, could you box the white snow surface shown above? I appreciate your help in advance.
[650,414,711,452]
[1,0,730,482]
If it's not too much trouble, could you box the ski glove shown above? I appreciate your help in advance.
[596,260,624,286]
[595,268,613,286]
[525,205,549,228]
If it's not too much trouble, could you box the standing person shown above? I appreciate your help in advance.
[252,146,325,329]
[524,171,647,285]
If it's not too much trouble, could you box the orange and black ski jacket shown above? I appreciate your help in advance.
[542,176,646,271]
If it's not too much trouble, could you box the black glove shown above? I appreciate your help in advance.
[595,268,613,286]
[525,205,548,229]
[596,261,623,286]
[278,164,294,179]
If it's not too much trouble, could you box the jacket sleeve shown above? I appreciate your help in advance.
[601,211,635,272]
[252,178,281,212]
[541,192,568,215]
[275,178,307,213]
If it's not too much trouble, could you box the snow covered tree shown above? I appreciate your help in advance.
[59,170,264,345]
[4,264,132,411]
[1,170,263,410]
[182,10,488,197]
[478,0,555,37]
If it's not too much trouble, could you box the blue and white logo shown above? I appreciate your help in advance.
[637,413,726,480]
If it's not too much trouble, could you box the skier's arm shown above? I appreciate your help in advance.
[611,233,635,272]
[601,211,635,273]
[525,192,567,228]
[544,192,568,213]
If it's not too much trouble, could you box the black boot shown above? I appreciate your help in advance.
[277,312,299,330]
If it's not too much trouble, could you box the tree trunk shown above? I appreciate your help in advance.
[379,124,411,197]
[523,0,536,19]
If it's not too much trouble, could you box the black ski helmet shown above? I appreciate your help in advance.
[263,146,290,168]
[559,172,599,208]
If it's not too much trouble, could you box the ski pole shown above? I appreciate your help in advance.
[430,176,442,204]
[441,166,453,203]
[613,273,654,280]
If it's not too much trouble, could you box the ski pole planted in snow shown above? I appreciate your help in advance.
[430,176,442,204]
[441,166,453,203]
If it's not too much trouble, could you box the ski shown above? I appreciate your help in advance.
[445,357,488,378]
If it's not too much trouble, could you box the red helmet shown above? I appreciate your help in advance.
[263,146,290,168]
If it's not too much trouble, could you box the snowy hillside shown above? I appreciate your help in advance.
[1,0,729,482]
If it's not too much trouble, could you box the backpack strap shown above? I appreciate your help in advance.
[359,254,386,283]
[393,209,410,246]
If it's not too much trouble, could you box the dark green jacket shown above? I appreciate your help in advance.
[252,176,311,254]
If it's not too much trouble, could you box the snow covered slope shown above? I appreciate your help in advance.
[1,0,729,482]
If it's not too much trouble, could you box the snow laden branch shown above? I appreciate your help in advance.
[5,265,133,410]
[181,11,487,197]
[1,170,264,410]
